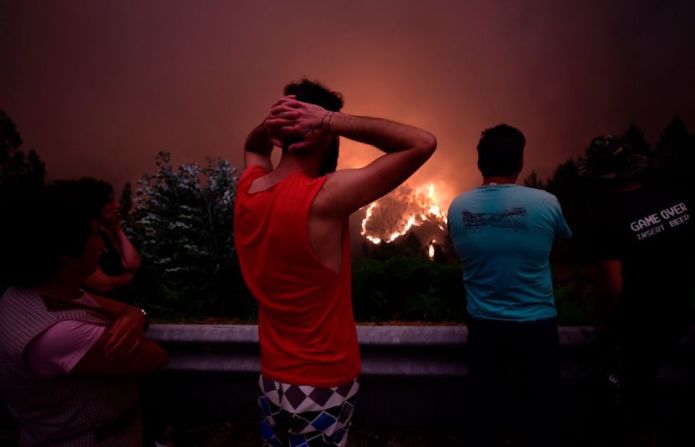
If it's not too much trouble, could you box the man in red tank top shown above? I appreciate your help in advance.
[234,79,436,447]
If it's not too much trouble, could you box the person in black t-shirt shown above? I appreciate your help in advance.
[588,135,694,445]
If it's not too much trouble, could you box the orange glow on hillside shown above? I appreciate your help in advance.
[360,182,449,245]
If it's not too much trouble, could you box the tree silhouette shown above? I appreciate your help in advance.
[622,124,652,157]
[654,117,694,189]
[544,159,594,261]
[524,170,545,189]
[0,111,23,160]
[119,181,133,216]
[0,111,46,292]
[0,110,45,192]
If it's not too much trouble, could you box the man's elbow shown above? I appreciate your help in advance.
[124,256,142,271]
[416,132,437,158]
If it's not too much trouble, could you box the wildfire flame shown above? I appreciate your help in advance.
[360,183,448,245]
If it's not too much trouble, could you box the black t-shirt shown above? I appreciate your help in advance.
[595,182,694,314]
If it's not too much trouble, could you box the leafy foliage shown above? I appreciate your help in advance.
[0,110,45,194]
[124,152,255,320]
[654,117,695,190]
[352,254,466,322]
[523,170,545,189]
[4,109,691,324]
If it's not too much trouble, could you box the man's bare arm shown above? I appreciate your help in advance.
[267,97,437,216]
[72,334,168,376]
[244,96,300,169]
[243,123,274,170]
[90,294,148,360]
[83,268,135,294]
[600,259,623,297]
[317,113,437,216]
[596,259,623,323]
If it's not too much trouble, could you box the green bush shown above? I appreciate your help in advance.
[124,152,256,321]
[352,255,466,323]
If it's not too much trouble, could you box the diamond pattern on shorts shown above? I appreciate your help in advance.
[311,412,337,431]
[335,381,354,398]
[259,395,273,417]
[261,419,276,441]
[285,385,308,410]
[258,375,359,447]
[324,405,343,419]
[332,428,346,444]
[289,436,309,447]
[337,400,354,424]
[291,414,313,434]
[262,376,276,392]
[308,387,333,406]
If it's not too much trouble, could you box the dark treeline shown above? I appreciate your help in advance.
[355,117,695,323]
[2,111,694,323]
[519,117,695,323]
[0,112,46,292]
[525,117,695,264]
[0,111,45,197]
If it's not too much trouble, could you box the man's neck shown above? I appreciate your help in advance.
[275,153,320,178]
[482,175,517,185]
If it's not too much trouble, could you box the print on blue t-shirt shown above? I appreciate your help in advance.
[462,208,527,231]
[447,185,572,322]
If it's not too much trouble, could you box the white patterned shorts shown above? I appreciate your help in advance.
[257,375,360,447]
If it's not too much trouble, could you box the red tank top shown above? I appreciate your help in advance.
[234,166,361,386]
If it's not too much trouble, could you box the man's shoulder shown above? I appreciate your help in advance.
[509,186,561,209]
[513,185,556,198]
[237,165,268,192]
[240,164,268,177]
[451,185,558,201]
[448,189,480,211]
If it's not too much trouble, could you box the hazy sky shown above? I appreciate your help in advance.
[2,0,694,204]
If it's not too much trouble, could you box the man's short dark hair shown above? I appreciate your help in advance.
[284,79,343,112]
[477,124,525,177]
[0,180,103,287]
[283,79,344,175]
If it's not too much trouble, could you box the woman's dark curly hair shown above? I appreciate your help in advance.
[0,179,106,287]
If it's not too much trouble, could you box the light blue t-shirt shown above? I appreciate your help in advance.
[447,184,572,322]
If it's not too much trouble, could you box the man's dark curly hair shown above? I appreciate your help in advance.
[283,79,344,175]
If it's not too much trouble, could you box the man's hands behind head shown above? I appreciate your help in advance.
[264,95,332,152]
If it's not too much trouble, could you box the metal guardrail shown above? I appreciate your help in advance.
[2,325,693,438]
[147,324,694,379]
[148,323,601,347]
[143,323,695,431]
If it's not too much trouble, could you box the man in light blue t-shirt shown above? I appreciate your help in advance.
[447,124,571,447]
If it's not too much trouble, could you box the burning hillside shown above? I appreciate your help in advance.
[360,184,449,257]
